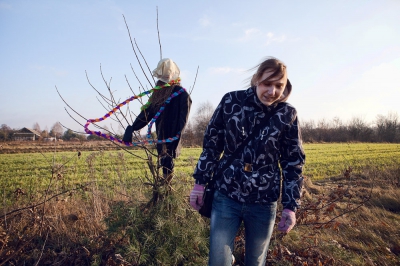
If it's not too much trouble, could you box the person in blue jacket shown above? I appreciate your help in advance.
[190,57,305,266]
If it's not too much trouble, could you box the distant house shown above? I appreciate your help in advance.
[13,128,41,141]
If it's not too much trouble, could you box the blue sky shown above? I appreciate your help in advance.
[1,0,399,134]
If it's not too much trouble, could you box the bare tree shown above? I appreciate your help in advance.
[347,116,373,142]
[0,124,12,141]
[32,122,41,133]
[41,126,49,139]
[182,121,196,147]
[375,112,399,142]
[192,101,214,146]
[50,122,64,139]
[57,12,198,205]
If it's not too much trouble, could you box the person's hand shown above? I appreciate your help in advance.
[278,209,296,233]
[189,184,205,211]
[122,125,133,143]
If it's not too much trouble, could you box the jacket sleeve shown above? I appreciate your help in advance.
[279,109,305,212]
[122,107,156,143]
[131,107,156,131]
[193,96,226,185]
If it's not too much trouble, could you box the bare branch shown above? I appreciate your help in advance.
[99,65,130,127]
[59,122,86,135]
[34,229,49,266]
[56,86,87,122]
[122,14,154,88]
[63,106,106,137]
[134,38,156,84]
[85,70,112,104]
[129,64,147,98]
[189,65,199,95]
[156,6,162,60]
[0,183,92,219]
[100,64,116,106]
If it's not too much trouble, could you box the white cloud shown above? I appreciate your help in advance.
[199,15,211,27]
[238,28,262,41]
[265,32,287,45]
[208,67,246,75]
[237,28,286,45]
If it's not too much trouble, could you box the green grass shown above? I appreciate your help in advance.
[303,143,400,179]
[1,143,400,205]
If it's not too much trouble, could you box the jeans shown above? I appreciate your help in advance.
[209,190,277,266]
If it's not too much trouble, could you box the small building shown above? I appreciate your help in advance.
[13,128,41,141]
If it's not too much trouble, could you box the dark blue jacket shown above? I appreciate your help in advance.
[193,87,305,211]
[123,85,191,156]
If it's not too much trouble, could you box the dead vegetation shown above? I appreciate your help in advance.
[261,165,400,266]
[1,157,399,265]
[0,140,128,154]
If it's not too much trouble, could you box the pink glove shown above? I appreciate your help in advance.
[189,184,205,211]
[278,209,296,233]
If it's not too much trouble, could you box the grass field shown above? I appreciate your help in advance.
[1,143,399,190]
[1,142,400,265]
[1,142,400,206]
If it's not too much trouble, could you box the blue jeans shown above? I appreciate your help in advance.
[209,190,277,266]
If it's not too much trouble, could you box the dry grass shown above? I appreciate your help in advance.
[0,151,209,266]
[256,165,400,266]
[0,140,133,154]
[1,143,400,265]
[0,184,141,265]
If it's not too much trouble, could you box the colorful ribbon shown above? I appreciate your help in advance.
[84,78,186,146]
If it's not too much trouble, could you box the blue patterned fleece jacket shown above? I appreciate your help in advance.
[193,87,305,211]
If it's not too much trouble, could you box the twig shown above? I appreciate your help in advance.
[34,229,49,266]
[156,6,162,60]
[56,86,88,122]
[125,73,142,99]
[122,14,154,88]
[134,38,156,84]
[63,108,86,129]
[189,66,199,94]
[85,70,112,104]
[59,123,87,136]
[0,235,36,266]
[0,184,91,219]
[298,196,371,227]
[128,64,148,104]
[99,64,129,127]
[2,187,6,230]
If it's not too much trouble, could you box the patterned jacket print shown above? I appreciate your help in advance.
[193,87,305,211]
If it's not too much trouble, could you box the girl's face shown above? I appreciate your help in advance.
[255,70,287,106]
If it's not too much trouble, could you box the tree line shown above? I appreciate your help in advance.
[0,122,87,141]
[1,105,399,144]
[181,103,400,146]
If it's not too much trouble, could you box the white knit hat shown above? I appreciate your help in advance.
[152,58,180,83]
